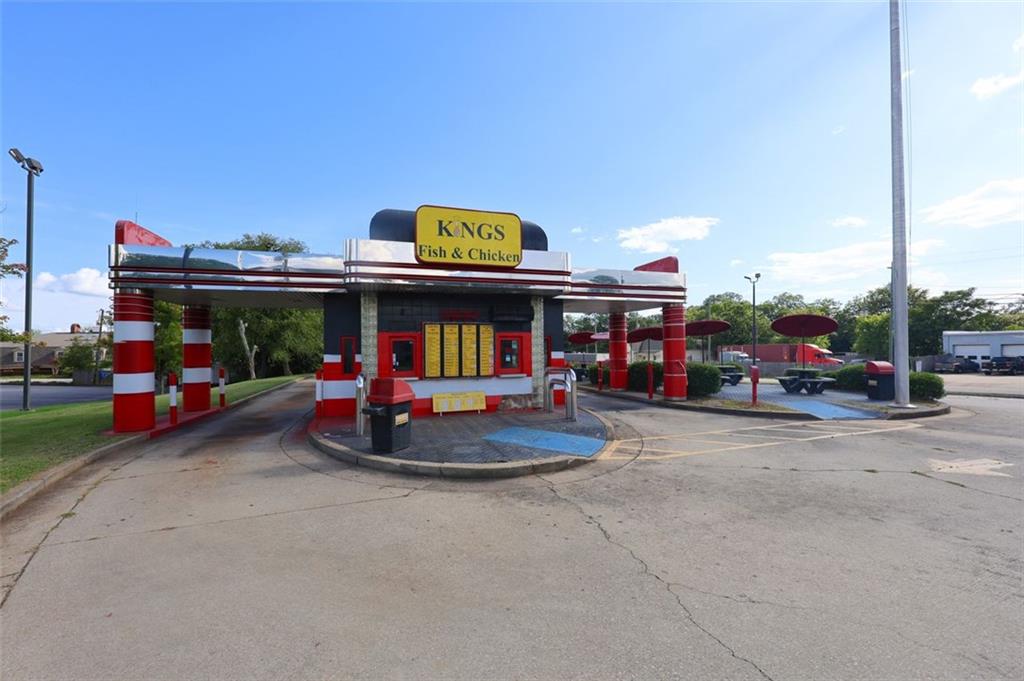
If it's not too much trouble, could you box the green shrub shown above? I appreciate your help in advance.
[627,361,663,392]
[833,364,866,391]
[821,370,838,380]
[587,365,610,385]
[910,371,945,400]
[687,363,723,398]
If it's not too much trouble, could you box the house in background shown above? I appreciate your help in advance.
[0,323,110,375]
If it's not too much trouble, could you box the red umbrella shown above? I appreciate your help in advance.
[567,332,595,345]
[590,331,609,341]
[686,320,731,337]
[770,314,839,368]
[627,327,662,342]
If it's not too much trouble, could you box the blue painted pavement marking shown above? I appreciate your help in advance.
[484,427,606,457]
[780,398,877,420]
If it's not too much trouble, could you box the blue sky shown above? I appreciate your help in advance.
[2,1,1021,331]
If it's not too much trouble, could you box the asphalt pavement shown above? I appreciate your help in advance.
[940,371,1024,397]
[0,383,112,411]
[2,383,1021,680]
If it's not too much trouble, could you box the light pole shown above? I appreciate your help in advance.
[8,148,43,411]
[744,273,761,366]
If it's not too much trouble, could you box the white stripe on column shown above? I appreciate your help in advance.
[322,380,357,399]
[183,367,212,384]
[183,329,212,344]
[113,372,155,394]
[551,351,565,359]
[323,354,342,363]
[114,321,155,342]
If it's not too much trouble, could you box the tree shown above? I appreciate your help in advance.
[191,233,323,379]
[0,236,27,342]
[853,313,890,359]
[153,300,183,382]
[58,338,96,374]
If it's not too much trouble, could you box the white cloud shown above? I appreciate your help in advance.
[920,178,1024,228]
[969,70,1024,100]
[1014,33,1024,52]
[832,216,867,228]
[729,259,744,267]
[570,226,584,234]
[591,236,605,243]
[766,238,943,286]
[616,216,717,254]
[35,268,110,298]
[831,125,846,136]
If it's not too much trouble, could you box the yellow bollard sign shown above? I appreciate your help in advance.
[432,391,487,414]
[415,205,522,267]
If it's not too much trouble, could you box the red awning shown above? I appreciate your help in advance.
[627,327,662,342]
[770,314,838,338]
[686,320,731,337]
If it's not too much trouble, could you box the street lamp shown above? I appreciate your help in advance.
[8,148,43,411]
[744,273,761,366]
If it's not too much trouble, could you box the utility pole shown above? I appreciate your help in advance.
[889,0,912,407]
[94,308,106,383]
[745,273,761,367]
[8,148,43,411]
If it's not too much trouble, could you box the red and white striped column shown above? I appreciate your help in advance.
[182,305,212,412]
[322,351,362,416]
[113,290,156,432]
[663,303,688,400]
[609,312,628,390]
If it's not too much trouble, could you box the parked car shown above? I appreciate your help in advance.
[985,356,1024,375]
[934,354,979,373]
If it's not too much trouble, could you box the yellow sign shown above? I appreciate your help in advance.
[424,324,441,378]
[432,391,487,414]
[415,205,522,268]
[394,412,409,426]
[479,325,494,376]
[443,324,461,377]
[461,325,478,377]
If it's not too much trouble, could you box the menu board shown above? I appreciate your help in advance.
[424,324,442,378]
[479,324,494,376]
[443,324,461,377]
[461,325,478,377]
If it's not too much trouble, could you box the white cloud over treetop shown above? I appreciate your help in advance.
[616,216,718,254]
[832,216,867,228]
[766,238,943,285]
[921,178,1024,229]
[36,268,110,297]
[970,70,1024,100]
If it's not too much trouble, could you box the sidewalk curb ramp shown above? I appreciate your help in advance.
[0,378,304,521]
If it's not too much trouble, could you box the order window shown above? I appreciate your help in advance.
[500,338,520,371]
[392,339,415,375]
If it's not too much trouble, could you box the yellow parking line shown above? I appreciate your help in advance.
[724,431,809,441]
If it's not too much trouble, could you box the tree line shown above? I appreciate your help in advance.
[564,287,1023,359]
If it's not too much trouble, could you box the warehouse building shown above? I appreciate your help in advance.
[942,330,1024,368]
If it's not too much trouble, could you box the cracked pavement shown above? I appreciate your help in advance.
[2,383,1021,680]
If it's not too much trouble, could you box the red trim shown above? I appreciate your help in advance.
[111,265,346,279]
[113,341,154,373]
[346,260,570,277]
[633,256,679,273]
[183,344,211,367]
[183,383,211,412]
[115,219,172,247]
[495,332,531,376]
[322,397,356,417]
[378,332,422,378]
[113,392,155,432]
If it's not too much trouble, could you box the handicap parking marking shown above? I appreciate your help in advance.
[483,427,606,458]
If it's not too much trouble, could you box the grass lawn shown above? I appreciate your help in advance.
[0,375,305,494]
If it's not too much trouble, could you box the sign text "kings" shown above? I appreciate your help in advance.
[415,205,523,268]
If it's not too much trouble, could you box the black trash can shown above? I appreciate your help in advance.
[865,361,895,401]
[362,378,415,453]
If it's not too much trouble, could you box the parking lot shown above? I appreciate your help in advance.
[2,383,1021,680]
[939,371,1024,397]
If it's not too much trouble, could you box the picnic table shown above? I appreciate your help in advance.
[715,365,744,386]
[778,375,836,394]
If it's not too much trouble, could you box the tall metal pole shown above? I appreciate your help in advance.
[751,279,758,368]
[890,0,912,406]
[21,171,34,411]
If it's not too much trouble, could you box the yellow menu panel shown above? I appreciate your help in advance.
[443,324,461,377]
[432,391,487,413]
[461,325,478,377]
[479,325,494,376]
[424,324,441,378]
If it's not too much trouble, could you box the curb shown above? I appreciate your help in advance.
[946,391,1023,400]
[882,403,952,419]
[307,430,592,479]
[579,385,818,420]
[0,377,305,521]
